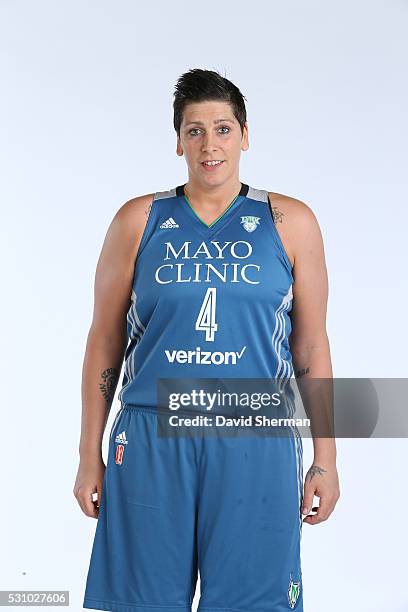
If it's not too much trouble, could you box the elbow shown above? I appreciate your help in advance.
[289,332,330,358]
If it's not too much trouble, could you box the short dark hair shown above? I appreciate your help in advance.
[173,68,247,137]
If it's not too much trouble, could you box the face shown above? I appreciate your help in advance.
[176,100,249,187]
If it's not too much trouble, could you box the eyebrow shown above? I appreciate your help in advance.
[184,119,234,127]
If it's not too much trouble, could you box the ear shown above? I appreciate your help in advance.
[241,122,249,151]
[176,136,183,157]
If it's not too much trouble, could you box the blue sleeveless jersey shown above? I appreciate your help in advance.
[118,183,294,409]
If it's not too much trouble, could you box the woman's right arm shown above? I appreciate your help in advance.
[73,193,154,518]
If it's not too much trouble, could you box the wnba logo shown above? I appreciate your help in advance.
[115,444,125,465]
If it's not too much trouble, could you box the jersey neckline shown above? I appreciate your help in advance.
[175,182,249,232]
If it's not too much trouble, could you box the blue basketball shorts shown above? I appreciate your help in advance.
[83,405,304,612]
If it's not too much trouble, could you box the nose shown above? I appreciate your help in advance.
[201,131,217,152]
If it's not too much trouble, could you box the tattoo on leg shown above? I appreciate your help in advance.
[306,465,327,483]
[99,367,119,403]
[295,367,310,378]
[272,207,284,224]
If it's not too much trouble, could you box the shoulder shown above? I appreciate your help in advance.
[114,192,155,227]
[98,193,155,267]
[106,193,154,242]
[266,191,322,266]
[267,191,317,226]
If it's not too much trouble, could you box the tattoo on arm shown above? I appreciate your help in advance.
[295,367,310,378]
[306,465,327,483]
[272,206,284,224]
[99,367,119,403]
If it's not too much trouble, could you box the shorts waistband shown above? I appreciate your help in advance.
[121,404,234,418]
[120,404,300,425]
[122,404,160,415]
[121,404,201,417]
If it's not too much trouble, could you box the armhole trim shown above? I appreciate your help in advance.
[266,193,294,278]
[134,193,157,264]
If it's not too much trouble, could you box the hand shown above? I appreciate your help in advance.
[73,456,106,518]
[302,461,340,524]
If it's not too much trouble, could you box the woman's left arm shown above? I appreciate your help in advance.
[287,200,341,525]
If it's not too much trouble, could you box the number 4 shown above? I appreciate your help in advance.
[195,287,218,342]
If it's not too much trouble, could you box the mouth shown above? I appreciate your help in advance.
[201,160,225,170]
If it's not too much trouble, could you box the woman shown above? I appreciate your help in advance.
[74,68,340,612]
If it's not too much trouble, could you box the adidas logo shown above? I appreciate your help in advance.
[160,217,179,229]
[115,431,128,444]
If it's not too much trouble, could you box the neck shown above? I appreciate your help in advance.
[184,176,242,208]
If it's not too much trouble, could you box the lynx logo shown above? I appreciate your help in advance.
[241,215,260,233]
[115,444,125,465]
[287,575,301,609]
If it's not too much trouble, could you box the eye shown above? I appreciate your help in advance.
[188,126,231,136]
